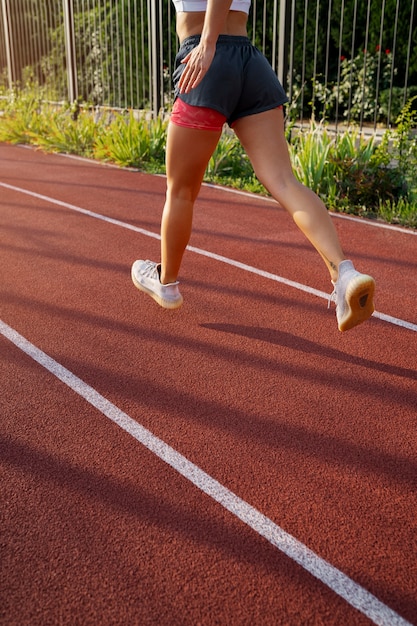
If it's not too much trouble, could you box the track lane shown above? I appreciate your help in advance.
[1,144,416,625]
[1,320,412,626]
[1,143,415,326]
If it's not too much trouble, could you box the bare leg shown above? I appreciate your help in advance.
[160,122,222,284]
[134,109,373,329]
[233,108,345,282]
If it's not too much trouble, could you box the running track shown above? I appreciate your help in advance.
[1,143,416,626]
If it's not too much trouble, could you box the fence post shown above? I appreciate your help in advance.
[1,0,14,88]
[62,0,78,103]
[278,0,291,92]
[150,0,161,116]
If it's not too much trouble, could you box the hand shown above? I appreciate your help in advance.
[178,42,216,93]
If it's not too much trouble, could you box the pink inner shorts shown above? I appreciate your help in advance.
[170,98,227,132]
[170,98,283,131]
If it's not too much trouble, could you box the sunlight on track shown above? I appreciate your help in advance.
[0,317,413,626]
[0,180,416,333]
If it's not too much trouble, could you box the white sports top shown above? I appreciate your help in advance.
[172,0,251,14]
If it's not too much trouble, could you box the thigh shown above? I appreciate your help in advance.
[166,122,222,199]
[233,107,295,190]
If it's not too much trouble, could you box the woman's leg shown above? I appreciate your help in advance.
[161,121,222,283]
[233,107,344,282]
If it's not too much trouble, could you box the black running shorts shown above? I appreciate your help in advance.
[172,35,289,126]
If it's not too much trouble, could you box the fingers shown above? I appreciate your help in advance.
[178,45,215,93]
[179,60,204,93]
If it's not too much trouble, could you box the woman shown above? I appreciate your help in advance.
[131,0,375,332]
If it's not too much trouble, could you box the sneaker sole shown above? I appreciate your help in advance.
[338,274,375,332]
[131,268,183,310]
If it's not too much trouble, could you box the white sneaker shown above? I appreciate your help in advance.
[330,260,375,332]
[131,260,183,309]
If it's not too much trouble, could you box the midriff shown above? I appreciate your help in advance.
[176,10,248,43]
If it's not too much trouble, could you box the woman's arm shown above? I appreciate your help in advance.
[178,0,233,94]
[201,0,234,45]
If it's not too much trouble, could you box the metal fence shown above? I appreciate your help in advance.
[1,0,416,129]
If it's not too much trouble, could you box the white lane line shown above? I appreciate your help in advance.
[186,247,417,332]
[204,182,417,236]
[210,183,417,236]
[327,210,417,235]
[1,181,416,333]
[0,318,412,626]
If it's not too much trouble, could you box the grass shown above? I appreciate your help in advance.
[1,87,416,229]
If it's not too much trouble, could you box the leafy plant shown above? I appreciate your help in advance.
[287,119,415,220]
[390,96,417,200]
[0,85,43,143]
[378,197,417,228]
[206,133,252,179]
[94,110,167,167]
[31,105,101,156]
[287,123,334,193]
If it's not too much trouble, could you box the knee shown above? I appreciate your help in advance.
[259,170,299,203]
[166,180,201,205]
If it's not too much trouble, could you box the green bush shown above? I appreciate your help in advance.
[285,106,417,224]
[94,111,167,167]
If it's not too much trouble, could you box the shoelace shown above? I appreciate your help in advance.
[140,260,159,280]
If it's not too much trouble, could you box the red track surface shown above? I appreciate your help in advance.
[1,143,416,626]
